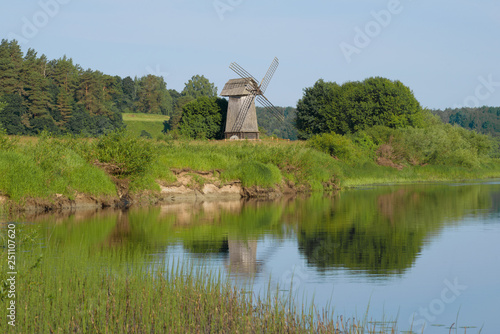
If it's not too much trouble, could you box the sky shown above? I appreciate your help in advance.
[1,0,500,110]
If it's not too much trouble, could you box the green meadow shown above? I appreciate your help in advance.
[122,113,169,138]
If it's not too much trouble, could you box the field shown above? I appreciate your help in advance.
[122,113,169,138]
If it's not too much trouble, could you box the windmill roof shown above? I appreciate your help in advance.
[220,78,258,96]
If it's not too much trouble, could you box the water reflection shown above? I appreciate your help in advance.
[101,210,132,248]
[296,183,498,275]
[25,181,500,280]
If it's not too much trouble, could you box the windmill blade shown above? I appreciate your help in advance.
[259,57,279,94]
[232,94,256,132]
[257,95,284,122]
[229,62,259,89]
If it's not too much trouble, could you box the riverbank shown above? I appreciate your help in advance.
[1,131,500,215]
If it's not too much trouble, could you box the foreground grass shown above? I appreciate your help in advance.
[0,224,395,333]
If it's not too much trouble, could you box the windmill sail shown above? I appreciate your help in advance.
[229,62,259,87]
[259,57,279,94]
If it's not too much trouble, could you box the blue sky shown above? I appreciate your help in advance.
[2,0,500,109]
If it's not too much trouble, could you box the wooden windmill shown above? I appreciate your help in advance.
[220,57,284,140]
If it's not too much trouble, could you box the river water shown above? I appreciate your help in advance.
[29,180,500,333]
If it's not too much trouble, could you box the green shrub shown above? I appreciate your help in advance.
[92,130,154,177]
[0,127,17,151]
[307,132,365,163]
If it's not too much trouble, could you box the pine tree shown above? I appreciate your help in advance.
[47,56,80,128]
[56,88,73,124]
[76,69,102,116]
[48,55,79,93]
[21,49,52,119]
[0,39,23,97]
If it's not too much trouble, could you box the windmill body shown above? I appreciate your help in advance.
[220,58,283,140]
[221,78,259,139]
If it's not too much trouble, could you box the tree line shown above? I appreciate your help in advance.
[431,106,500,137]
[7,38,495,142]
[0,39,219,136]
[256,106,298,140]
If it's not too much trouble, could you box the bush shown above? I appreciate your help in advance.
[92,130,154,177]
[0,127,17,151]
[140,130,152,139]
[307,132,363,163]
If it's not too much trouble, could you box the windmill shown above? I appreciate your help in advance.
[220,57,284,140]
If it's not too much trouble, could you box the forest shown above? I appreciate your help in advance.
[432,106,500,137]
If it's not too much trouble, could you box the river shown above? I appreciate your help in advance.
[27,180,500,333]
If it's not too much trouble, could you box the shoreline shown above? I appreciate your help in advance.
[1,134,499,218]
[0,168,309,217]
[2,171,500,219]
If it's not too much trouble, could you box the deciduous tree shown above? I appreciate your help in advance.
[296,77,426,139]
[136,75,172,115]
[177,96,227,139]
[181,75,217,99]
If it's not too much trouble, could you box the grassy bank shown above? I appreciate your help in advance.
[0,132,340,206]
[0,223,394,333]
[0,125,499,207]
[308,123,500,187]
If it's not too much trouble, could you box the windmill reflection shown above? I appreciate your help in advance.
[103,209,131,247]
[227,239,260,277]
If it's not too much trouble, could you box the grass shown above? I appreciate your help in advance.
[307,124,500,188]
[0,128,499,205]
[122,113,170,122]
[0,135,116,202]
[122,112,169,138]
[0,224,398,333]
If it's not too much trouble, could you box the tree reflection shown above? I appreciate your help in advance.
[297,184,494,275]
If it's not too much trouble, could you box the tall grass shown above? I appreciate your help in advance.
[223,161,283,187]
[307,124,500,187]
[0,133,115,201]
